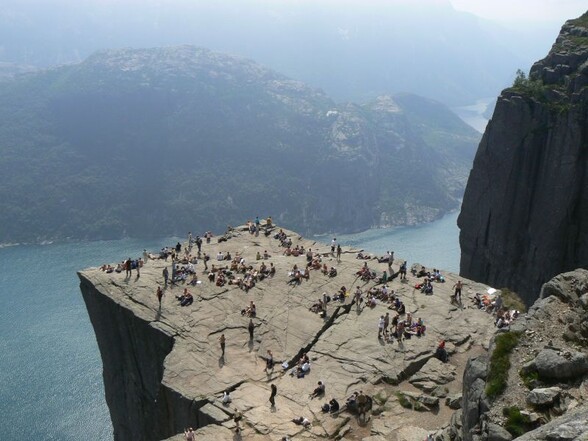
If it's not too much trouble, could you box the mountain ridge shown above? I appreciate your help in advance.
[0,45,480,243]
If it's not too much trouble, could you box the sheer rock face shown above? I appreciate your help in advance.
[458,12,588,305]
[79,225,495,441]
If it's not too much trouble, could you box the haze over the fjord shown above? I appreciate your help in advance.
[1,0,586,106]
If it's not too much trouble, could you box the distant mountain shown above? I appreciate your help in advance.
[0,46,480,243]
[0,0,539,106]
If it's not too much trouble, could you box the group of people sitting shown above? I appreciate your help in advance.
[206,259,275,291]
[274,229,292,248]
[175,288,194,307]
[289,353,311,378]
[287,264,310,285]
[283,245,306,257]
[241,300,257,317]
[356,262,377,281]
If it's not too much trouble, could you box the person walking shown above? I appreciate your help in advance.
[248,319,255,340]
[156,286,163,306]
[219,334,226,357]
[269,383,277,407]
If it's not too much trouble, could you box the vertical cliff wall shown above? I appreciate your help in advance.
[79,275,201,440]
[458,12,588,305]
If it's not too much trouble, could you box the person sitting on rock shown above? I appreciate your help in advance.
[222,390,232,405]
[269,263,276,277]
[309,381,326,399]
[292,416,311,428]
[328,267,338,278]
[242,301,256,317]
[310,299,325,314]
[176,289,193,307]
[329,398,340,413]
[263,250,271,259]
[321,263,329,275]
[435,340,449,363]
[288,270,302,285]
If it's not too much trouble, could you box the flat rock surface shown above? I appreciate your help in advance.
[80,225,497,440]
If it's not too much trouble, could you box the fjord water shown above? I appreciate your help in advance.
[0,212,459,441]
[0,237,179,441]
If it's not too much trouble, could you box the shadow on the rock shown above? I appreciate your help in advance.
[219,355,225,368]
[248,339,254,352]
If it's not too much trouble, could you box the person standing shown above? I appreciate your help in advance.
[452,280,463,304]
[156,286,163,306]
[163,267,169,285]
[184,428,195,441]
[248,319,255,340]
[219,334,226,357]
[269,383,277,407]
[264,349,274,373]
[125,258,132,277]
[331,238,337,255]
[336,244,342,262]
[383,312,390,336]
[378,315,385,339]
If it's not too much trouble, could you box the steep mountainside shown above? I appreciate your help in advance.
[0,46,480,243]
[458,12,588,305]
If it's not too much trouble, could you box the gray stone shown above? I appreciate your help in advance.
[522,349,588,381]
[410,357,456,390]
[446,393,462,409]
[401,391,439,407]
[515,408,588,441]
[527,387,562,407]
[487,423,513,441]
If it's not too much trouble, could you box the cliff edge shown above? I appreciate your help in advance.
[79,225,496,440]
[458,12,588,305]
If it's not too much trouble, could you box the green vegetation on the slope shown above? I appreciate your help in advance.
[0,47,480,243]
[520,369,539,390]
[511,69,547,100]
[510,69,571,114]
[569,11,588,27]
[485,332,521,399]
[499,288,527,313]
[503,406,532,437]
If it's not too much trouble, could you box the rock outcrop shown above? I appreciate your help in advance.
[458,12,588,305]
[440,269,588,441]
[79,224,496,440]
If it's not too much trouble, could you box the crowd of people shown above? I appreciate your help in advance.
[98,217,512,439]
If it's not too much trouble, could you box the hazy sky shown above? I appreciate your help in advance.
[450,0,586,24]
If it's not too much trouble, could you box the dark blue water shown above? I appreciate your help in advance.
[0,212,459,440]
[0,237,180,441]
[323,211,460,273]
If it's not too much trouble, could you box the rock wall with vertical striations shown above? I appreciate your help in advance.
[458,12,588,305]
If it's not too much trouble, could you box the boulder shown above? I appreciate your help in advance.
[522,349,588,381]
[486,423,513,441]
[446,393,462,410]
[409,357,456,390]
[527,387,562,407]
[514,408,588,441]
